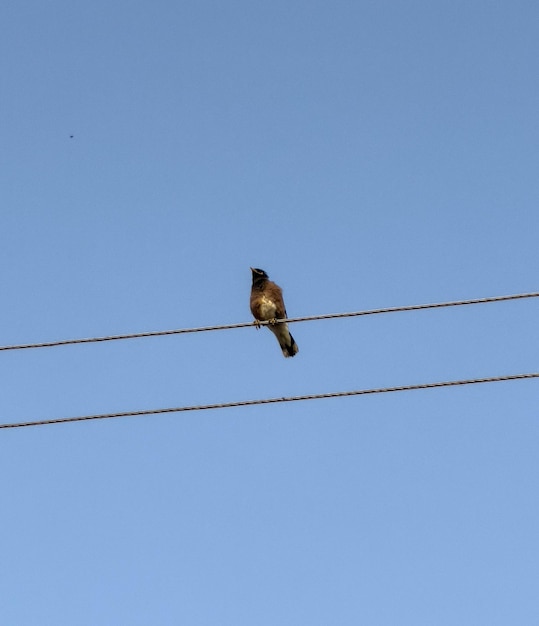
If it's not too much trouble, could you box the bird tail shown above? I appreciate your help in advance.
[282,333,299,358]
[270,324,299,358]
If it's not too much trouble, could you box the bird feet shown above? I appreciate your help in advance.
[253,318,278,329]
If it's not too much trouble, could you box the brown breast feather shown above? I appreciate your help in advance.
[250,281,287,320]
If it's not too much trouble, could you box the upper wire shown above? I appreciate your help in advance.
[1,291,537,352]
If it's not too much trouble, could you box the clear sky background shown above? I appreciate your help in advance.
[1,1,538,624]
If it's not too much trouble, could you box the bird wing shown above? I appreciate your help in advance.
[266,282,287,319]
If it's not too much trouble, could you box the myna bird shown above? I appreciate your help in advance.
[250,267,299,358]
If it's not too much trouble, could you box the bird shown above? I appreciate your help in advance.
[250,267,299,358]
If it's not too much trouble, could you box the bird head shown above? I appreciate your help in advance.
[250,267,268,278]
[250,267,269,284]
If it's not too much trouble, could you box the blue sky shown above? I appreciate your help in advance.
[1,1,538,624]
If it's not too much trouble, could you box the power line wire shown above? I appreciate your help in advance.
[1,372,537,430]
[1,291,538,352]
